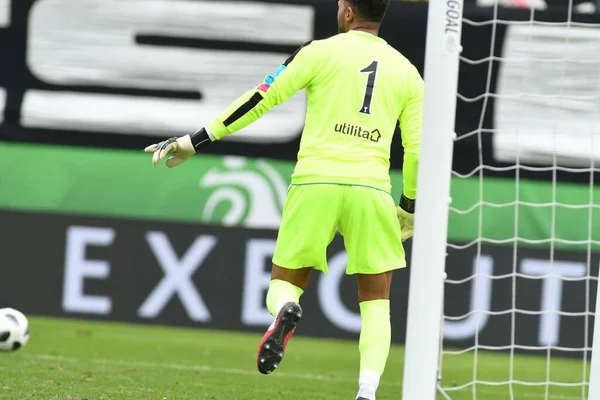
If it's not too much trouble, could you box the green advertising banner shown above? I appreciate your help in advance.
[0,142,598,250]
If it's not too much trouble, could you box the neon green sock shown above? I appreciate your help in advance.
[359,299,391,377]
[266,279,304,317]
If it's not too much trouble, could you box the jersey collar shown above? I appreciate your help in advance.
[349,29,386,43]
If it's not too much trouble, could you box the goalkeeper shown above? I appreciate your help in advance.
[145,0,423,399]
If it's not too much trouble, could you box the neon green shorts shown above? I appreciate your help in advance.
[272,183,406,275]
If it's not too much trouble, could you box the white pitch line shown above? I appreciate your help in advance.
[28,354,394,386]
[27,354,584,400]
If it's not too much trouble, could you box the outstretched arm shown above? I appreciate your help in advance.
[145,41,318,168]
[207,41,315,140]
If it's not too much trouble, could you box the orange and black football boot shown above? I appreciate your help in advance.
[257,301,303,375]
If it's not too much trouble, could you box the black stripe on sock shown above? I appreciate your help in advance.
[223,92,264,127]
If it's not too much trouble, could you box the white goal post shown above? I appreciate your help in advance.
[402,0,600,399]
[401,0,464,398]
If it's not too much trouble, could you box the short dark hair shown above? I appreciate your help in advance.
[346,0,390,23]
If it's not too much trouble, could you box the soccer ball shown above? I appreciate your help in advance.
[0,308,30,351]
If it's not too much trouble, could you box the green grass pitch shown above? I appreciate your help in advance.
[0,316,590,399]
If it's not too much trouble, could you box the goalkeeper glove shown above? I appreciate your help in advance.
[144,127,213,168]
[396,193,415,242]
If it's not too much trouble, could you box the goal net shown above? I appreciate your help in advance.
[437,1,600,399]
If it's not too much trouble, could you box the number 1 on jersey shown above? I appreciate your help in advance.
[359,61,378,115]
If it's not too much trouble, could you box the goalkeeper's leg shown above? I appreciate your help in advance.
[257,183,342,375]
[337,186,405,400]
[355,272,393,400]
[257,265,311,375]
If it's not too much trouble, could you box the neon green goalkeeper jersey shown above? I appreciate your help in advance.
[207,30,424,197]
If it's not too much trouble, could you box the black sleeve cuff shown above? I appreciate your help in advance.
[189,127,213,151]
[399,193,415,214]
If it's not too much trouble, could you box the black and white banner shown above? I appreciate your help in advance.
[1,0,599,184]
[1,210,598,354]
